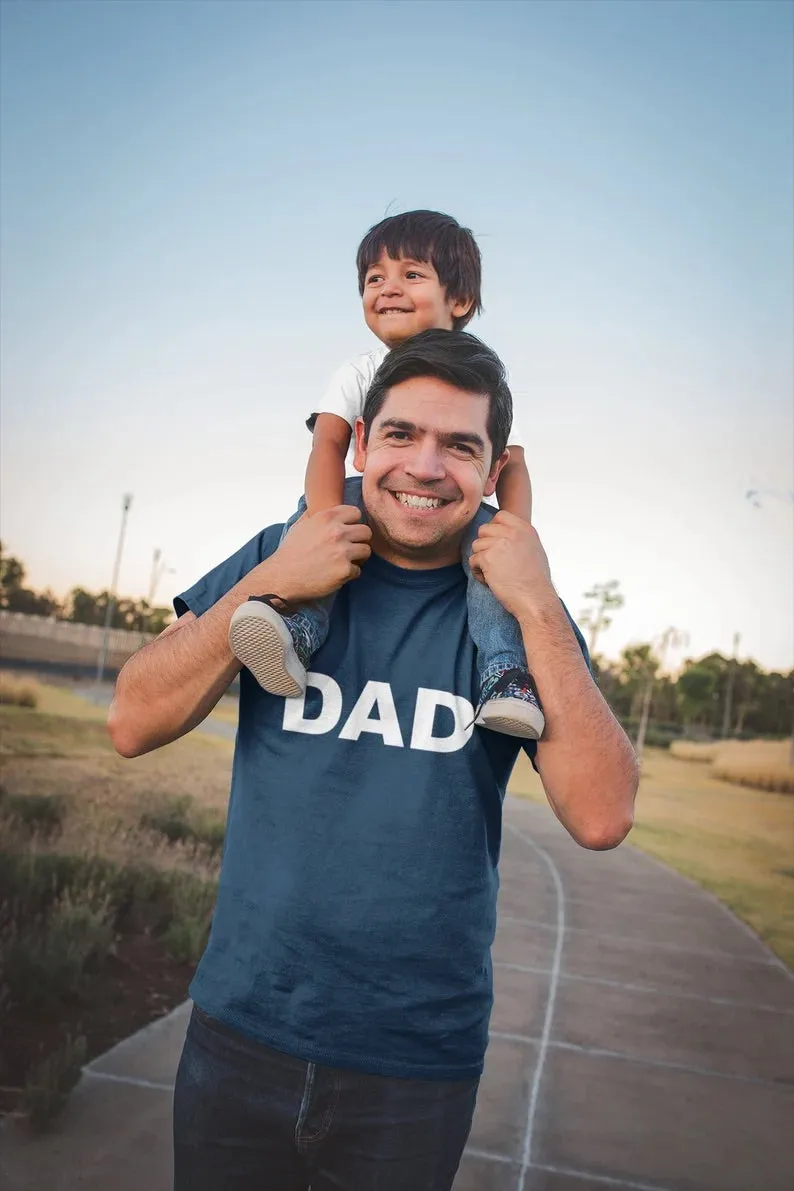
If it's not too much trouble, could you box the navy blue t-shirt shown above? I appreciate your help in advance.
[176,526,586,1080]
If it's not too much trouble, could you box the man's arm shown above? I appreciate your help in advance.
[469,513,638,850]
[108,506,372,758]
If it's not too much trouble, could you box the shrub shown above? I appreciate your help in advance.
[712,762,794,795]
[1,791,67,837]
[670,741,719,763]
[22,1033,86,1131]
[2,895,113,1010]
[140,795,225,857]
[0,680,38,708]
[140,795,194,844]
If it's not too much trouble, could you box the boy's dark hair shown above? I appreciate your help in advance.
[362,329,512,464]
[356,210,483,331]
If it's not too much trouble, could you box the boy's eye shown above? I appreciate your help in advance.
[405,270,425,280]
[366,274,383,285]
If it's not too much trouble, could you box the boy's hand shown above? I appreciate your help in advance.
[263,505,371,602]
[468,511,557,622]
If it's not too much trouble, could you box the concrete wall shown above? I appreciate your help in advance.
[0,611,154,679]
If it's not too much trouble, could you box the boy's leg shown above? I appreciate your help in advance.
[228,479,364,696]
[308,1066,479,1191]
[173,1006,310,1191]
[462,505,545,740]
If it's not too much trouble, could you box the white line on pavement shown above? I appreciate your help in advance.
[493,961,794,1016]
[505,823,566,1191]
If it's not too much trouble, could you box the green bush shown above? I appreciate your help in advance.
[22,1033,86,1131]
[2,791,68,836]
[2,896,113,1009]
[140,795,225,856]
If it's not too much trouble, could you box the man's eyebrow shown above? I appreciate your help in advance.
[377,418,486,452]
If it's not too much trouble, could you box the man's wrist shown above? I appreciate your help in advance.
[513,585,564,633]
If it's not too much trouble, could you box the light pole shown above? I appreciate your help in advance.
[721,632,741,739]
[635,627,688,764]
[95,494,133,689]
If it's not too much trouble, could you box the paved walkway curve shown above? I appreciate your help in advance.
[3,798,793,1191]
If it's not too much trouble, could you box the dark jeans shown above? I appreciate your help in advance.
[173,1005,480,1191]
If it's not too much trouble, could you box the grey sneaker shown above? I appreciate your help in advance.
[474,667,545,741]
[229,595,308,698]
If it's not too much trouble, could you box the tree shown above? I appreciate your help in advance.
[580,580,624,654]
[676,663,718,729]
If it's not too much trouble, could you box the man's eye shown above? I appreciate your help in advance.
[451,443,474,455]
[386,431,410,441]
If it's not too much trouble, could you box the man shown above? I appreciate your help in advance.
[109,330,638,1191]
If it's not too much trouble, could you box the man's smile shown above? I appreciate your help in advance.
[388,489,455,512]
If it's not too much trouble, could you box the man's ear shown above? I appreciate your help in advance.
[482,448,511,498]
[352,417,367,473]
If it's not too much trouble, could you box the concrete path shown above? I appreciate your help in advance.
[3,797,793,1191]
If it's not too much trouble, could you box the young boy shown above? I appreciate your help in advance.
[229,210,544,740]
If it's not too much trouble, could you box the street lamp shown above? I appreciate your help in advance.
[95,494,132,689]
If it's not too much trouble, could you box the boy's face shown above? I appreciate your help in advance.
[362,254,472,348]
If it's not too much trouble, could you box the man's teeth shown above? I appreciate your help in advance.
[394,492,443,509]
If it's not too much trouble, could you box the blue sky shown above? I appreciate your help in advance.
[1,0,792,672]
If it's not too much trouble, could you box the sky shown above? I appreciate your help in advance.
[1,0,792,674]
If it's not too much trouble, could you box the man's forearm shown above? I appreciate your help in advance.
[519,596,638,850]
[109,561,286,757]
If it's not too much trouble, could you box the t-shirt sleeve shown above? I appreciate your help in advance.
[521,600,591,768]
[173,525,284,620]
[305,356,375,433]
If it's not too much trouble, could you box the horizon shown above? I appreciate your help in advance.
[1,0,792,673]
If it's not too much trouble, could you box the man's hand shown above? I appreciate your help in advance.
[468,511,556,622]
[265,505,372,603]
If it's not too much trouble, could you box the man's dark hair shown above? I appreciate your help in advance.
[356,211,483,331]
[362,329,513,463]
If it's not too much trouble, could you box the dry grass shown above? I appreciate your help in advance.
[669,741,718,763]
[670,737,793,794]
[0,700,233,878]
[508,748,794,970]
[0,678,39,708]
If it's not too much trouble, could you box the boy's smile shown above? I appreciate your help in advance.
[363,254,473,348]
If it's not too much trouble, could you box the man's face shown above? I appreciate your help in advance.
[362,254,472,348]
[353,376,509,568]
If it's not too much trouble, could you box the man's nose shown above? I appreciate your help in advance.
[405,441,446,482]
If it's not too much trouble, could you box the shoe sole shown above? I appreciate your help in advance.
[476,697,545,741]
[228,603,306,698]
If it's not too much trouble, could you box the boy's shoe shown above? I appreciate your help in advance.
[228,595,308,698]
[474,667,545,741]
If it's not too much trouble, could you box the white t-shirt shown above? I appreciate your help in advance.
[307,345,526,450]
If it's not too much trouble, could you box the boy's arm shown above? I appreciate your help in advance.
[304,413,352,515]
[495,446,533,522]
[469,512,638,851]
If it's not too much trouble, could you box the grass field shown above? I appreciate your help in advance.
[508,748,794,970]
[670,738,793,794]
